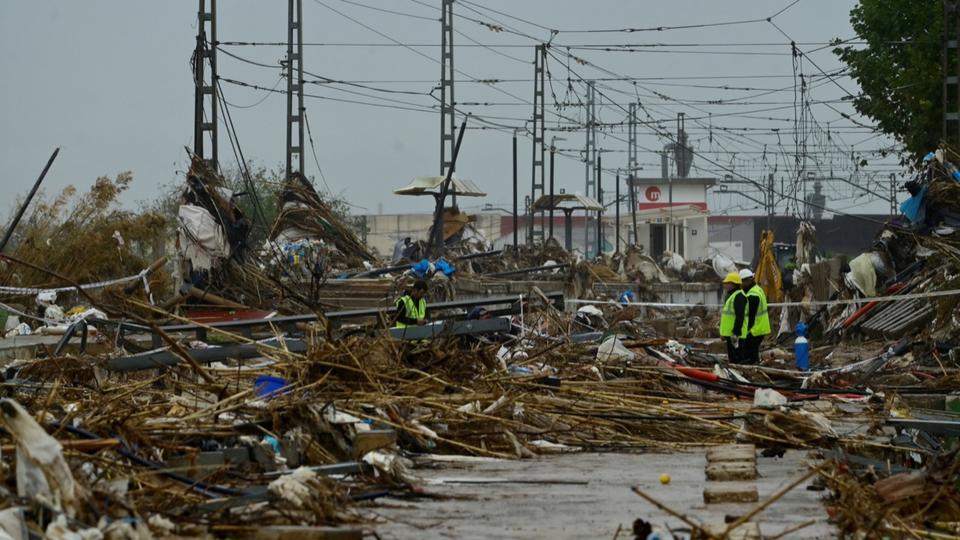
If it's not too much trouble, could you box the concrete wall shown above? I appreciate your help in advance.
[705,214,887,266]
[709,217,755,262]
[361,211,711,261]
[361,213,503,255]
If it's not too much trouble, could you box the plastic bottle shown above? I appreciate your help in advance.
[794,321,809,371]
[944,160,960,182]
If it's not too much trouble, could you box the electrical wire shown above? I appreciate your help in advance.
[551,48,895,226]
[302,110,332,194]
[334,0,436,21]
[210,0,896,218]
[221,76,283,109]
[535,0,799,34]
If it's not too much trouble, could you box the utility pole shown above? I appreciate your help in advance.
[596,153,603,258]
[549,141,556,240]
[889,173,898,216]
[512,130,518,247]
[767,173,775,231]
[193,0,218,170]
[615,171,620,253]
[530,44,546,245]
[627,102,639,245]
[672,113,683,253]
[285,0,305,180]
[440,0,456,203]
[584,81,597,256]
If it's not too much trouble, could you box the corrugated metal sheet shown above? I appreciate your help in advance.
[860,298,934,336]
[394,175,486,197]
[530,193,602,211]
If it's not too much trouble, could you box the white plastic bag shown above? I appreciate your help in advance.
[753,388,788,408]
[597,335,636,362]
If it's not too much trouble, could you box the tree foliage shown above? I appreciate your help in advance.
[834,0,943,158]
[150,163,357,248]
[6,174,171,293]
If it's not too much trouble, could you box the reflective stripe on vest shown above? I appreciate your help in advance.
[746,284,771,336]
[719,289,746,338]
[395,295,426,328]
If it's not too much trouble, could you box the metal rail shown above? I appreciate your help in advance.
[89,292,562,348]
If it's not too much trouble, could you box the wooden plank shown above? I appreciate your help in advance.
[1,438,120,454]
[703,483,759,504]
[352,429,397,459]
[706,444,756,464]
[252,526,363,540]
[706,462,758,482]
[698,522,761,540]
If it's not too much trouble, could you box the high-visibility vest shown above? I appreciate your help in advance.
[394,295,426,328]
[745,284,771,336]
[719,289,746,338]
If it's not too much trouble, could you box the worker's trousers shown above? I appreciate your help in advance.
[740,335,764,364]
[725,337,743,364]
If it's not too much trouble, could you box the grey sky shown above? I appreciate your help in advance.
[1,1,898,220]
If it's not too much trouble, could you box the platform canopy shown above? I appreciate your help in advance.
[394,175,486,197]
[531,193,602,212]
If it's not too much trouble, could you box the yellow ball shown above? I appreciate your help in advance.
[659,473,671,485]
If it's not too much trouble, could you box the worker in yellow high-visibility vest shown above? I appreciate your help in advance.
[719,272,747,364]
[394,280,429,328]
[739,268,770,364]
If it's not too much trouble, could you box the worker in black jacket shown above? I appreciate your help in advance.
[719,272,748,364]
[393,280,429,328]
[739,268,771,364]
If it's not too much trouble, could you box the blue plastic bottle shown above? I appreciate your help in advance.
[794,321,809,371]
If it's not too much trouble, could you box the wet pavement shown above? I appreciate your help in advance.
[370,449,833,539]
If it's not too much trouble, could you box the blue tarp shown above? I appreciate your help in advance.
[435,258,456,276]
[410,259,431,278]
[900,184,928,224]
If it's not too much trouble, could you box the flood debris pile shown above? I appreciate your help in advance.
[705,147,960,538]
[4,152,960,538]
[0,292,774,538]
[268,172,375,276]
[172,158,386,313]
[819,448,960,537]
[460,237,571,277]
[777,147,960,367]
[3,270,956,538]
[435,207,492,257]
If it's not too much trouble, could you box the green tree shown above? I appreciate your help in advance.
[149,163,358,247]
[833,0,943,159]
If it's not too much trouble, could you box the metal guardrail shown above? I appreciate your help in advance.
[108,318,515,372]
[79,292,562,349]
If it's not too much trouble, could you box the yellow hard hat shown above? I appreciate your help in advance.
[723,272,742,285]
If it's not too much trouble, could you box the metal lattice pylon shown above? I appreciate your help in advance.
[193,0,217,170]
[440,0,455,180]
[530,44,546,244]
[286,0,305,179]
[584,81,597,256]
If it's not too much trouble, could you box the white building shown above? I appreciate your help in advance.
[627,176,715,260]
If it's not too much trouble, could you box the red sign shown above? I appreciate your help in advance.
[645,186,662,202]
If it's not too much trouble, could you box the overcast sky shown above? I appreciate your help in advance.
[1,0,900,220]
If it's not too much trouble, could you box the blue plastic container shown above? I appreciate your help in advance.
[794,322,809,371]
[255,375,289,398]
